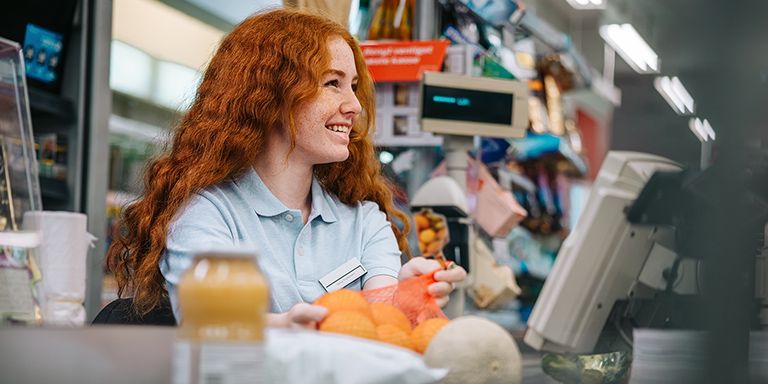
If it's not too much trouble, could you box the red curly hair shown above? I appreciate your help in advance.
[107,8,412,315]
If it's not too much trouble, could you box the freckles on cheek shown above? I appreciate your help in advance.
[295,114,311,128]
[294,107,319,134]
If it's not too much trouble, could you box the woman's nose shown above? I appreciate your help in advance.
[341,89,362,117]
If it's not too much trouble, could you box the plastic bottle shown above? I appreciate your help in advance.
[173,249,269,384]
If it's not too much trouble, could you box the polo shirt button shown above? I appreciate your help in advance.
[284,213,294,222]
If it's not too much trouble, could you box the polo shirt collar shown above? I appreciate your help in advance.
[238,168,338,223]
[310,176,338,223]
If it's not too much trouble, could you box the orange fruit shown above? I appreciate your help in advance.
[370,302,412,333]
[419,228,436,243]
[376,324,414,350]
[411,318,449,353]
[319,310,377,341]
[426,240,443,254]
[315,289,371,318]
[415,214,430,230]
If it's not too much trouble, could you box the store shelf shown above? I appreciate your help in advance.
[109,114,169,144]
[28,88,76,123]
[508,133,588,176]
[107,189,139,207]
[499,168,537,194]
[39,176,69,202]
[558,139,588,176]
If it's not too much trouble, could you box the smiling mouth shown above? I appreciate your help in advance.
[326,125,349,133]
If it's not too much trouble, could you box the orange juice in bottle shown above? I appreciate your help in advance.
[173,249,269,384]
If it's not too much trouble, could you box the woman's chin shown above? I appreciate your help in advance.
[316,150,350,165]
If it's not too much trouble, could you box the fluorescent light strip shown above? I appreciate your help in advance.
[566,0,605,9]
[689,118,706,142]
[701,119,716,141]
[654,76,695,115]
[689,118,716,142]
[599,24,659,73]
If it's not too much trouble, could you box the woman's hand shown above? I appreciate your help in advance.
[268,302,328,330]
[399,257,467,307]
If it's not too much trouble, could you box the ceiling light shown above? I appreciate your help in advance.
[689,118,706,142]
[566,0,605,9]
[599,24,659,73]
[701,119,716,141]
[689,118,716,142]
[154,61,201,110]
[654,76,695,115]
[379,151,394,164]
[110,41,152,98]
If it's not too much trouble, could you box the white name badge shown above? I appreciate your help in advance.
[319,258,367,292]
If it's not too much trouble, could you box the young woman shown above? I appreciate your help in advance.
[107,8,466,329]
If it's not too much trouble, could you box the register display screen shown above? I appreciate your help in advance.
[422,85,513,125]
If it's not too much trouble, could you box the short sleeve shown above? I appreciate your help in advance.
[160,193,236,321]
[359,201,402,285]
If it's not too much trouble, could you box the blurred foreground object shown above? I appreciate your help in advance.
[174,249,269,383]
[541,350,630,384]
[23,211,95,326]
[424,315,522,384]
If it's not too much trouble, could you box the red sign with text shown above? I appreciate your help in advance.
[360,40,450,82]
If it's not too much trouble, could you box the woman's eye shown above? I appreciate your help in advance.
[352,83,358,92]
[324,79,340,88]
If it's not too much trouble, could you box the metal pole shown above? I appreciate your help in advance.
[83,0,113,321]
[700,140,712,170]
[603,43,615,86]
[415,0,437,40]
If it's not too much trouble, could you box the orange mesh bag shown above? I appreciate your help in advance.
[314,271,448,353]
[360,270,447,328]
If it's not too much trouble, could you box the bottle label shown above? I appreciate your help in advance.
[199,342,264,384]
[172,341,193,384]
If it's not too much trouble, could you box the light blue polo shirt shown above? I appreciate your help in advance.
[159,168,402,321]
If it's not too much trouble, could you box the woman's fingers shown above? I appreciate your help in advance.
[429,266,466,308]
[288,303,328,328]
[428,281,453,297]
[401,259,467,308]
[410,257,442,274]
[399,257,442,280]
[434,265,467,284]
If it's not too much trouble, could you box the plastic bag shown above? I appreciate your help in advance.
[413,209,450,258]
[266,329,446,384]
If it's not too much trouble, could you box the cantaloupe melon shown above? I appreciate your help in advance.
[423,316,522,384]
